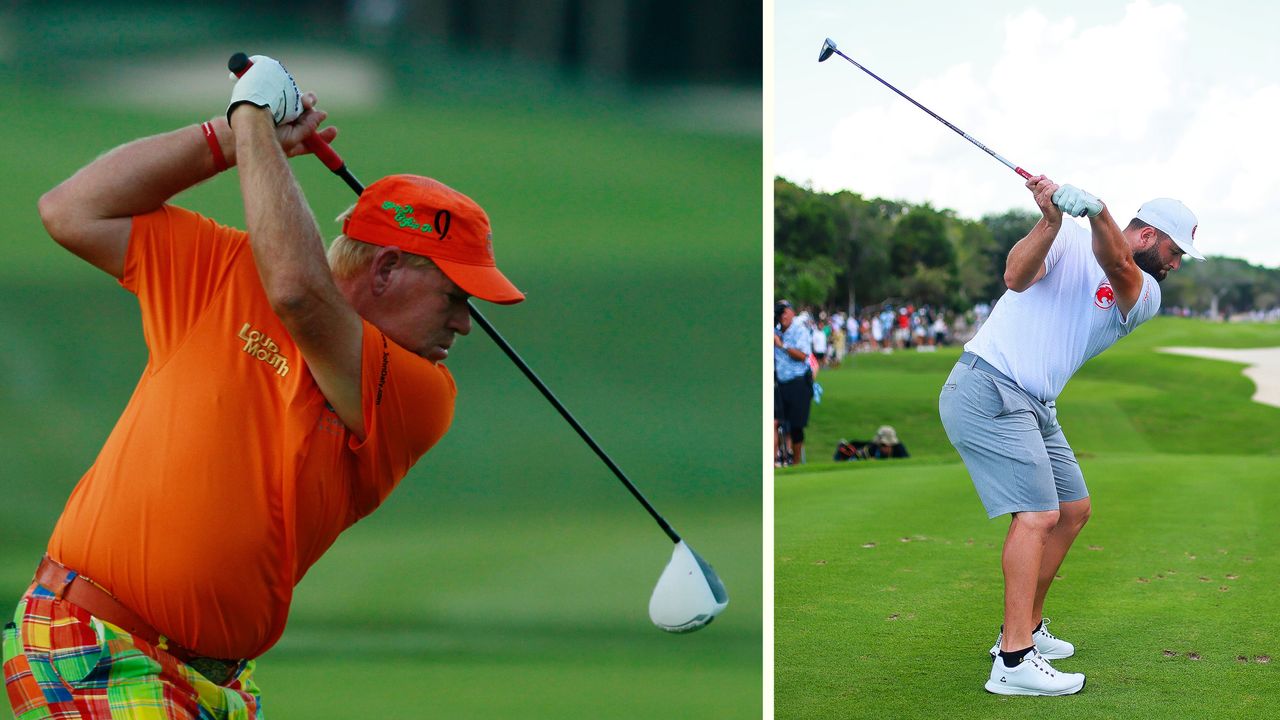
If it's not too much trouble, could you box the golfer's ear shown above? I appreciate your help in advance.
[1142,227,1159,249]
[369,247,403,296]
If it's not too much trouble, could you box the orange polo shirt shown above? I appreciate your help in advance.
[47,205,455,660]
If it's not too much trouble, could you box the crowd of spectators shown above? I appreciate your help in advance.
[1163,305,1280,322]
[789,302,985,366]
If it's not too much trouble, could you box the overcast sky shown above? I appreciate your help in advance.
[774,0,1280,268]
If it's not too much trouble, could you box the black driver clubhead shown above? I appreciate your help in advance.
[818,38,837,62]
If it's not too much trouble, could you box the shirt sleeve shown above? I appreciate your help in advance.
[1118,272,1162,332]
[121,206,248,367]
[347,321,457,519]
[1042,219,1083,276]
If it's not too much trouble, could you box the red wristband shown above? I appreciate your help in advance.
[201,121,229,172]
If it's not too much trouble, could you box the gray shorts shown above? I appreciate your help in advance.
[938,355,1088,518]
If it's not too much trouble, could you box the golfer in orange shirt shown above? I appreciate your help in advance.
[2,56,522,719]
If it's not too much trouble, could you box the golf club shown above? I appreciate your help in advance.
[227,52,729,633]
[818,37,1033,180]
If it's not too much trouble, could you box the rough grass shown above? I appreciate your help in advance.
[775,319,1280,718]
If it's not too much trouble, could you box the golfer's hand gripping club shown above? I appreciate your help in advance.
[226,54,302,126]
[1052,184,1104,218]
[227,52,363,195]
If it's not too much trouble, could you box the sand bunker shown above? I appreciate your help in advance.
[78,48,387,111]
[1157,346,1280,409]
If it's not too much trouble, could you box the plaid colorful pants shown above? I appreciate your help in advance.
[3,585,263,719]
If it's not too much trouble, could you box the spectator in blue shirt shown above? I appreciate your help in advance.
[774,300,813,465]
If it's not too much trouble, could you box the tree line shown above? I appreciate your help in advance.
[775,176,1280,316]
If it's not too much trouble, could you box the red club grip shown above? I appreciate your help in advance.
[303,135,345,171]
[227,52,344,171]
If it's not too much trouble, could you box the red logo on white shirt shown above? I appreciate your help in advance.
[1094,280,1115,309]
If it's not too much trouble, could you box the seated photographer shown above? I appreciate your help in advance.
[834,425,910,461]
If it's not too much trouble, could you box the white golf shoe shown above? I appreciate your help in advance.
[989,618,1075,660]
[984,649,1085,696]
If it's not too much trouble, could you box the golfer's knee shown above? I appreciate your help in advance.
[1063,499,1091,530]
[1013,509,1060,534]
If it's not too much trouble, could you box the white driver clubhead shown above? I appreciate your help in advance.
[649,540,728,633]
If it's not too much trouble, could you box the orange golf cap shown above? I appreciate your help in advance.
[343,174,525,304]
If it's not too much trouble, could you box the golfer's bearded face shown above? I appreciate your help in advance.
[1133,233,1185,282]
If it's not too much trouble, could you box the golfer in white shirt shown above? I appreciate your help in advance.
[939,175,1201,696]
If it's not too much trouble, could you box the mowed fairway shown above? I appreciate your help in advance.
[776,317,1280,719]
[0,77,761,717]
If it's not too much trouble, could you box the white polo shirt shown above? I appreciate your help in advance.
[964,219,1161,402]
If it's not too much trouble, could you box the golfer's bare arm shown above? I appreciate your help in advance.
[1087,206,1143,317]
[37,100,335,280]
[230,104,365,439]
[774,334,807,360]
[1004,175,1062,292]
[36,120,234,280]
[1004,218,1058,291]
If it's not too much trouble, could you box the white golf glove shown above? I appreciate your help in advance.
[1052,184,1104,218]
[227,55,302,126]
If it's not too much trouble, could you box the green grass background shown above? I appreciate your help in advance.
[0,51,762,719]
[776,318,1280,718]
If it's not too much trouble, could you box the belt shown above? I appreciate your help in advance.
[34,555,243,685]
[959,351,1015,385]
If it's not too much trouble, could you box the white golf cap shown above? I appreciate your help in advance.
[1135,198,1203,260]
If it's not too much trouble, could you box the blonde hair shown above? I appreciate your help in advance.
[328,204,436,279]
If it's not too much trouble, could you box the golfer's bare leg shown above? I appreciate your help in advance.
[793,441,803,465]
[1000,509,1060,651]
[1031,497,1091,622]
